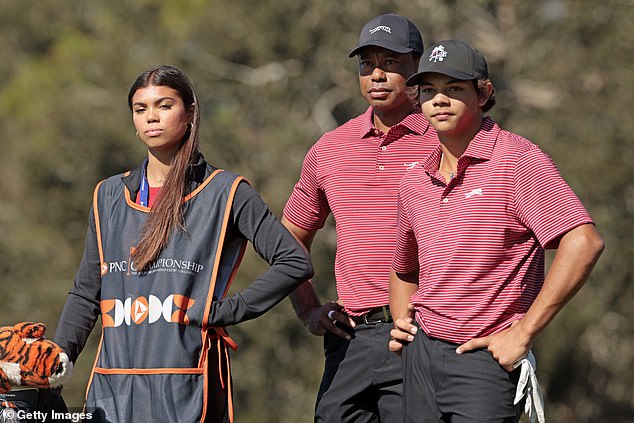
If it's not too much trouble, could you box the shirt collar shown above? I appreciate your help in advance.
[421,116,500,172]
[461,116,499,161]
[360,105,430,138]
[122,152,209,195]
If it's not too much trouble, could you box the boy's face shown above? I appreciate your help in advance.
[418,73,487,138]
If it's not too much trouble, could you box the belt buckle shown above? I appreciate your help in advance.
[363,306,390,325]
[380,306,390,322]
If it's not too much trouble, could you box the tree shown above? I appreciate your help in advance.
[0,1,631,421]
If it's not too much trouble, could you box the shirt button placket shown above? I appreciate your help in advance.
[378,142,387,172]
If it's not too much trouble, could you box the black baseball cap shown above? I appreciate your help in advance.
[406,40,489,86]
[348,14,423,58]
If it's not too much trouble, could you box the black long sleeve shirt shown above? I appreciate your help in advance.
[53,155,313,363]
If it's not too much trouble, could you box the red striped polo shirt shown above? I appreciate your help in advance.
[284,106,438,315]
[392,117,594,343]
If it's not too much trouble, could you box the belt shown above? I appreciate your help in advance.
[350,306,392,325]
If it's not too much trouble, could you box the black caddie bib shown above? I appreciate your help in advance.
[86,168,246,423]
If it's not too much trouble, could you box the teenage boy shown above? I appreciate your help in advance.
[389,40,604,421]
[282,14,437,423]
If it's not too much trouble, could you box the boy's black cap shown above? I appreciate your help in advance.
[406,40,488,86]
[349,14,423,58]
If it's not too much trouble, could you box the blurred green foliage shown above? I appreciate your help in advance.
[0,1,631,421]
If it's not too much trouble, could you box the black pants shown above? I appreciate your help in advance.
[205,342,231,423]
[316,322,402,423]
[403,331,524,423]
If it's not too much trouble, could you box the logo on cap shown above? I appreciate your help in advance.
[429,45,448,63]
[369,25,391,34]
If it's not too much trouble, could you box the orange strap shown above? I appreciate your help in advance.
[225,344,234,423]
[207,327,237,423]
[208,327,239,390]
[213,327,239,352]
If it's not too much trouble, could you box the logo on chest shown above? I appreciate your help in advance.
[101,294,195,328]
[465,188,483,199]
[102,257,205,276]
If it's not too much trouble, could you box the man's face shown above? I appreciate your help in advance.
[357,46,419,114]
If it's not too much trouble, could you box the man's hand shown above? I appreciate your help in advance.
[457,224,604,372]
[304,300,355,340]
[388,303,417,354]
[389,317,417,354]
[456,320,532,372]
[282,217,358,339]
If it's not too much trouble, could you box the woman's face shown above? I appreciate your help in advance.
[131,84,192,160]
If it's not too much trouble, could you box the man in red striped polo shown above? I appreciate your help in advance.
[389,40,604,422]
[282,13,438,423]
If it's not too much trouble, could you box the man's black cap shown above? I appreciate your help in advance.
[349,14,423,58]
[406,40,489,86]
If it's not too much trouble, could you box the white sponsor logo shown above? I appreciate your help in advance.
[429,45,448,62]
[404,162,419,169]
[465,188,483,198]
[105,258,204,276]
[369,25,391,34]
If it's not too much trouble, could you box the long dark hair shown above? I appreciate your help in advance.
[128,65,200,270]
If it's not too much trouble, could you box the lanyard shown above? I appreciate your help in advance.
[138,158,150,207]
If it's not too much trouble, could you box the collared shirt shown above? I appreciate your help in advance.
[392,117,593,343]
[284,106,437,315]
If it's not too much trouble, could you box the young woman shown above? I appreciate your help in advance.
[52,65,313,423]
